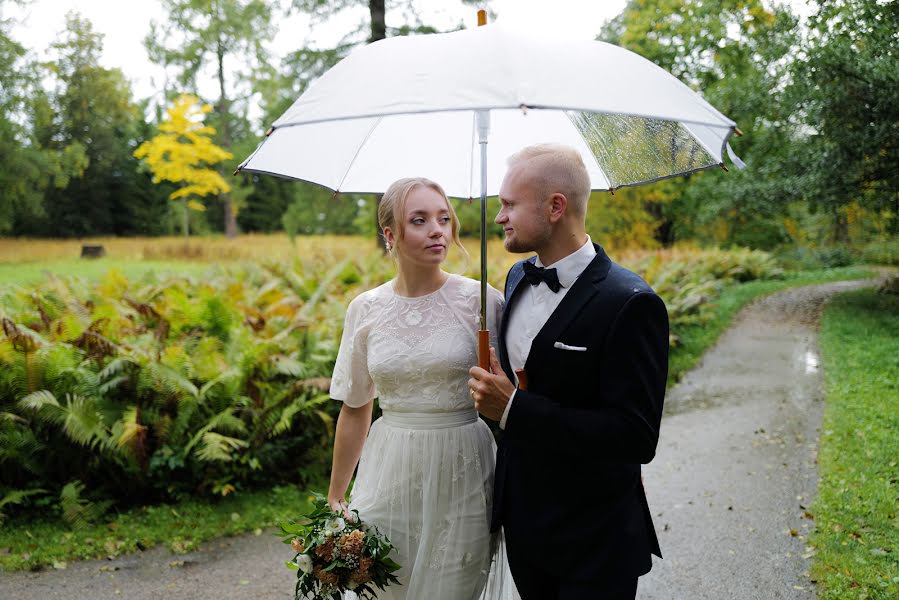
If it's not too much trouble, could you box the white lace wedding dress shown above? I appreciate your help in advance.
[330,273,519,600]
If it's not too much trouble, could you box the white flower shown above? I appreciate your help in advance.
[325,517,346,535]
[347,511,359,524]
[294,553,313,574]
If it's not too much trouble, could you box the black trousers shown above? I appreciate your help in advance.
[505,524,639,600]
[509,561,638,600]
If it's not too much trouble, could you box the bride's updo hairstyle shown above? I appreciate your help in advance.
[378,177,470,267]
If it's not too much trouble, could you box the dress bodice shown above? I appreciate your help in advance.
[330,274,503,412]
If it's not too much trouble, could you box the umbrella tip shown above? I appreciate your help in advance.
[477,9,487,26]
[734,127,744,137]
[720,163,730,173]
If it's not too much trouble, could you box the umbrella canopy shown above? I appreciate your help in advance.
[238,21,743,369]
[238,23,740,197]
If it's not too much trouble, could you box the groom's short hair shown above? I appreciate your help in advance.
[507,144,590,219]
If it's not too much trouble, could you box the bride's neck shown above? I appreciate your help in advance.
[393,264,448,298]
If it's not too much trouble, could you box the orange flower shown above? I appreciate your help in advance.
[314,538,335,562]
[338,529,365,556]
[290,538,304,553]
[313,565,339,585]
[350,567,372,584]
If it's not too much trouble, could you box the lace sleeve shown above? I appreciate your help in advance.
[329,294,376,408]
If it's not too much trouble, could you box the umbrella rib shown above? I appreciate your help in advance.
[272,106,734,131]
[334,116,384,192]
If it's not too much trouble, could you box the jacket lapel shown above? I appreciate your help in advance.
[524,244,612,372]
[499,258,535,381]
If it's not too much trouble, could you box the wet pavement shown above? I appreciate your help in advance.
[638,280,874,600]
[0,279,877,600]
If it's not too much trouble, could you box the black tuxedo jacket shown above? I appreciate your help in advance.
[493,244,668,581]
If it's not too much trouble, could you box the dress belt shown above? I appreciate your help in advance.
[381,409,479,430]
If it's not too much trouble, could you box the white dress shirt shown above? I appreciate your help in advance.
[499,236,597,429]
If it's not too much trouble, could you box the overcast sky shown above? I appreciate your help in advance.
[8,1,630,100]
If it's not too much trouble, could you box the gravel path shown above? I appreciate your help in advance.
[0,279,876,600]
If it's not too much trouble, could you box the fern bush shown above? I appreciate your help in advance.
[0,256,386,522]
[627,247,782,345]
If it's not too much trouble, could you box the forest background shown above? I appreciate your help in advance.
[1,0,896,260]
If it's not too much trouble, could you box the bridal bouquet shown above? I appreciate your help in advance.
[280,494,401,600]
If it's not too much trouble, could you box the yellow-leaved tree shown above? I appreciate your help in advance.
[134,94,233,237]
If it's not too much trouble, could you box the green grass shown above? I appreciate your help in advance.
[809,289,899,599]
[0,259,214,286]
[0,483,316,572]
[668,266,876,386]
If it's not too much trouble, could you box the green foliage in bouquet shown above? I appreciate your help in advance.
[280,494,401,600]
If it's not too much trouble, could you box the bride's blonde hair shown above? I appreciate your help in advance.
[378,177,470,267]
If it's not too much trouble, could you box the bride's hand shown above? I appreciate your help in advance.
[328,496,352,518]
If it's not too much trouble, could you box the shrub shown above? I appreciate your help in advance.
[0,258,386,521]
[861,238,899,266]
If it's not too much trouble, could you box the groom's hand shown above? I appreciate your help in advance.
[469,347,516,421]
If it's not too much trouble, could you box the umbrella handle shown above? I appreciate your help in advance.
[514,369,528,392]
[478,330,490,371]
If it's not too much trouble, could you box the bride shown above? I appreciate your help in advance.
[326,177,517,599]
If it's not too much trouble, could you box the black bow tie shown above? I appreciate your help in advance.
[522,261,561,293]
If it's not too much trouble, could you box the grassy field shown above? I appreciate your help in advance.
[0,259,215,285]
[810,288,899,599]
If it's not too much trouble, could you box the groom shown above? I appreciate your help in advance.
[469,144,669,599]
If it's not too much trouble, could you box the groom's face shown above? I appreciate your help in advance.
[496,164,551,254]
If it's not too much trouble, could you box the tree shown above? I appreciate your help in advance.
[133,94,233,237]
[36,12,147,237]
[600,0,801,248]
[146,0,275,238]
[791,0,899,240]
[0,3,88,234]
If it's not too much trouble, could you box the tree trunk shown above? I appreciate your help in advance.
[370,0,387,251]
[182,199,190,238]
[369,0,386,43]
[832,206,849,244]
[217,37,238,239]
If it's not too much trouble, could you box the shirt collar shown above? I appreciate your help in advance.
[535,236,596,289]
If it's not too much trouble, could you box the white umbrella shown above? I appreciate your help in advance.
[237,19,743,367]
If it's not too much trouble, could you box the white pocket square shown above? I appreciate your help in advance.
[553,341,587,352]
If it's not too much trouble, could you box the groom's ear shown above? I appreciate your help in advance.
[547,192,568,223]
